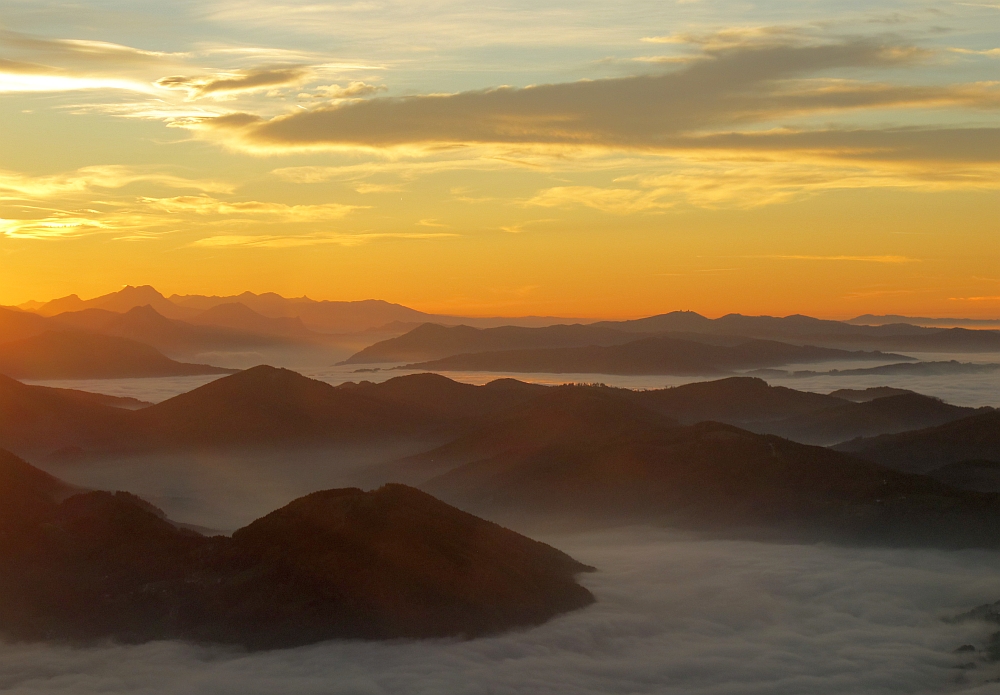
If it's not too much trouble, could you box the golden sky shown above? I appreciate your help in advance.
[0,1,998,318]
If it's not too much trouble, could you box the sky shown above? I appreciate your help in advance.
[0,0,998,318]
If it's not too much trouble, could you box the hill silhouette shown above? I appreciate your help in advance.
[35,285,197,320]
[759,393,984,446]
[0,331,233,380]
[837,411,1000,474]
[188,302,315,338]
[0,451,593,648]
[0,306,50,344]
[50,305,307,356]
[337,372,547,423]
[0,375,133,457]
[386,386,674,485]
[828,386,916,402]
[342,322,648,364]
[592,311,1000,352]
[0,369,546,455]
[401,336,905,376]
[633,377,844,425]
[404,392,1000,547]
[125,366,448,449]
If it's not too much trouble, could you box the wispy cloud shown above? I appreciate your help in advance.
[190,231,457,248]
[156,67,312,100]
[758,254,919,263]
[528,186,673,214]
[0,216,110,239]
[139,195,365,220]
[0,166,233,199]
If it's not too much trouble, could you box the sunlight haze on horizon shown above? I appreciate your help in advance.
[1,0,998,319]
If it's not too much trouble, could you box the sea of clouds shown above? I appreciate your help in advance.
[26,351,1000,408]
[3,527,1000,694]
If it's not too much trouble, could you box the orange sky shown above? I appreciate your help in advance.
[1,2,998,318]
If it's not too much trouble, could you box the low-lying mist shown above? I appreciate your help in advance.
[40,441,439,532]
[2,527,999,694]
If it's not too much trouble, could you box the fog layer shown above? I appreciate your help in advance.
[26,352,1000,408]
[3,528,1000,694]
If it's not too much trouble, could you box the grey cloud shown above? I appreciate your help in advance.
[2,527,999,694]
[0,30,173,67]
[156,67,311,98]
[0,57,55,75]
[683,127,1000,164]
[197,38,994,155]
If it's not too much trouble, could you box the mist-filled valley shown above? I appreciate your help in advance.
[5,0,1000,684]
[4,528,1000,694]
[2,288,1000,693]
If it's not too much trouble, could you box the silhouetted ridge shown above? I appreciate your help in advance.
[342,322,644,364]
[338,372,547,421]
[0,330,232,379]
[127,365,446,447]
[761,393,983,446]
[225,484,594,645]
[828,386,916,402]
[401,335,904,376]
[635,377,844,424]
[0,374,131,456]
[0,451,594,648]
[838,411,1000,474]
[416,416,1000,548]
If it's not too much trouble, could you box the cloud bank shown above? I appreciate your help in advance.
[194,38,1000,166]
[1,528,999,694]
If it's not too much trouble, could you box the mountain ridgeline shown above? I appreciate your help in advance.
[2,366,998,546]
[2,368,988,459]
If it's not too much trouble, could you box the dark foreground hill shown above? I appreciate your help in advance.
[837,411,1000,474]
[0,450,594,649]
[0,331,233,379]
[401,336,904,376]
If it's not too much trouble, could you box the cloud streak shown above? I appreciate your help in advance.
[156,67,312,100]
[190,231,457,248]
[191,38,999,161]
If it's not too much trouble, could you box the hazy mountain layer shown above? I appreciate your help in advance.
[342,323,651,364]
[757,393,984,446]
[0,331,233,380]
[400,336,906,376]
[398,391,1000,548]
[837,411,1000,474]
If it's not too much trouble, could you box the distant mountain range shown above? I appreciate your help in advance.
[5,288,1000,381]
[0,449,593,648]
[397,336,906,376]
[343,314,1000,373]
[848,314,1000,329]
[0,331,232,380]
[17,286,587,334]
[754,361,1000,379]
